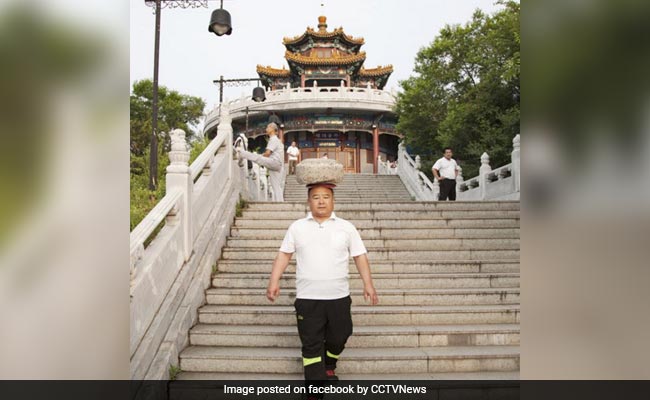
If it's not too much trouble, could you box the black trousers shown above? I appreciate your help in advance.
[439,178,457,201]
[294,296,353,381]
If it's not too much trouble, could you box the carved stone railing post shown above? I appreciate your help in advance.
[511,134,520,193]
[218,103,233,179]
[166,129,192,261]
[479,152,492,200]
[456,165,464,193]
[479,152,492,175]
[415,155,421,170]
[433,177,440,200]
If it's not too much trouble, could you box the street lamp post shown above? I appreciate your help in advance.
[144,0,231,191]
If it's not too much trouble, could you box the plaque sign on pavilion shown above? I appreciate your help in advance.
[206,16,400,174]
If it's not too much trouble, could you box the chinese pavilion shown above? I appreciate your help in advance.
[204,16,400,173]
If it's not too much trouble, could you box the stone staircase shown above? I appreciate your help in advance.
[283,174,413,202]
[178,180,520,380]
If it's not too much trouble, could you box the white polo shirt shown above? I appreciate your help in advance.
[279,211,367,300]
[432,157,459,180]
[287,145,300,161]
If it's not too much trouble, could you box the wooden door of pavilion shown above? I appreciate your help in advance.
[300,148,357,173]
[336,148,356,173]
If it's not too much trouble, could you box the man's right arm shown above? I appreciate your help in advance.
[267,251,293,302]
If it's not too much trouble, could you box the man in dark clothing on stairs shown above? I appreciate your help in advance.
[266,182,379,382]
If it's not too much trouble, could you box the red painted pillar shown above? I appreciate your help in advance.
[301,74,305,88]
[356,133,361,173]
[279,125,284,143]
[372,126,379,174]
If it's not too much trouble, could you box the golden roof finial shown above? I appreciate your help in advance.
[318,15,327,32]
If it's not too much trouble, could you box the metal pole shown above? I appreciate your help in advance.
[219,75,224,104]
[149,0,162,190]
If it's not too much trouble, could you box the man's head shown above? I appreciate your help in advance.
[266,122,278,137]
[443,147,453,159]
[307,184,335,219]
[291,141,297,147]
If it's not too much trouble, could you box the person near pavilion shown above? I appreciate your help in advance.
[432,147,460,201]
[236,122,285,201]
[287,140,301,175]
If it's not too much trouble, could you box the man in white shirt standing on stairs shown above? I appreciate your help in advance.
[432,147,460,201]
[287,141,301,175]
[265,182,379,382]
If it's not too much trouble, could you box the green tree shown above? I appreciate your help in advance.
[130,79,206,156]
[395,1,519,178]
[130,80,207,230]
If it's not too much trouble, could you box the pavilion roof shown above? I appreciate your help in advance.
[282,16,365,47]
[256,65,291,77]
[359,65,394,77]
[285,50,366,66]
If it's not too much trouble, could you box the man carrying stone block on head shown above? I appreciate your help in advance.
[265,158,379,385]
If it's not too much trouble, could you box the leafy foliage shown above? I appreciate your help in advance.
[130,79,205,156]
[395,1,519,178]
[130,80,207,230]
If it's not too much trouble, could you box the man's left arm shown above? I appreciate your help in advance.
[349,225,378,304]
[353,254,378,305]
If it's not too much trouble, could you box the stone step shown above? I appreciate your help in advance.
[230,227,520,239]
[189,323,520,348]
[239,210,520,220]
[179,345,520,373]
[226,238,520,250]
[283,192,410,196]
[283,190,408,194]
[198,304,520,326]
[284,184,407,187]
[176,370,521,380]
[284,193,410,197]
[283,186,406,189]
[221,248,520,261]
[286,184,405,186]
[212,273,520,290]
[215,260,520,274]
[284,190,407,194]
[285,175,403,179]
[246,202,521,211]
[205,288,520,306]
[283,198,414,202]
[283,197,414,202]
[284,182,407,186]
[234,219,520,229]
[284,184,409,188]
[284,188,409,191]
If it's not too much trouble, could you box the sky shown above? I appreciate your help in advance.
[130,0,505,115]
